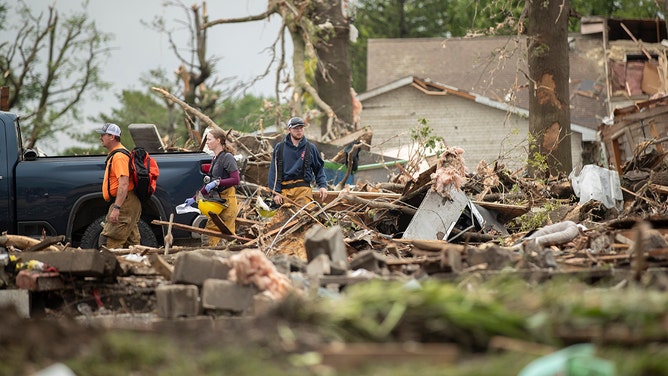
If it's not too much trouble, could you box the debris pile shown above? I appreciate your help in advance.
[2,125,668,326]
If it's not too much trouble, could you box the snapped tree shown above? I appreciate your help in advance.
[0,1,111,150]
[203,0,356,141]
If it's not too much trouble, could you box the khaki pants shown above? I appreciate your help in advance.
[281,185,313,208]
[100,191,141,249]
[205,187,238,246]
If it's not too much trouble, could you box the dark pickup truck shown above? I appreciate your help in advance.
[0,111,213,248]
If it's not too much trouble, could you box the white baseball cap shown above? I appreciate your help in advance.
[95,123,121,137]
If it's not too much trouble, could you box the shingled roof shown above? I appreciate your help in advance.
[366,35,608,130]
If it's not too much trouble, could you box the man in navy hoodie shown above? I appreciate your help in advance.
[267,117,328,208]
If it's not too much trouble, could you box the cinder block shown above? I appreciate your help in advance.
[171,252,231,285]
[306,254,331,277]
[20,249,118,277]
[304,225,348,271]
[201,279,256,313]
[350,249,387,274]
[0,289,30,318]
[155,284,200,319]
[15,270,64,291]
[252,294,276,316]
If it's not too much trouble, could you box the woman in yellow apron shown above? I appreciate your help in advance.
[194,128,240,246]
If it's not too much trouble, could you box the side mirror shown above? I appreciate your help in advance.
[23,149,38,161]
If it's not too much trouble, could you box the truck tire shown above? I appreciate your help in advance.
[80,216,159,249]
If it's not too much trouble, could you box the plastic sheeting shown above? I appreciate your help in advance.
[569,164,623,210]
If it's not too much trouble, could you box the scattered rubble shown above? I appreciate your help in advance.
[0,150,664,320]
[2,114,668,346]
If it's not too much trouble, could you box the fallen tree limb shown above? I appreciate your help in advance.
[340,192,416,215]
[151,86,254,156]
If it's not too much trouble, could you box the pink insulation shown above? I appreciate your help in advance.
[229,249,293,300]
[430,146,467,194]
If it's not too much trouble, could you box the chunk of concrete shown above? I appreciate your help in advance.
[15,270,64,291]
[171,252,232,285]
[0,289,30,318]
[252,294,276,316]
[304,225,348,271]
[350,250,387,274]
[155,284,200,319]
[20,249,119,277]
[201,279,256,313]
[307,254,331,277]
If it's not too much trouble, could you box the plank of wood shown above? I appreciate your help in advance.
[148,253,174,279]
[151,220,252,242]
[208,212,233,235]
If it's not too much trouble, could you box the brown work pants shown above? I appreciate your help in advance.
[100,191,141,249]
[281,185,313,208]
[205,187,238,246]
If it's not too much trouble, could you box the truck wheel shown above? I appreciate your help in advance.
[80,216,159,249]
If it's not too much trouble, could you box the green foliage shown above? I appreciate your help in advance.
[323,279,528,347]
[571,0,659,18]
[65,331,309,376]
[352,0,662,92]
[0,0,112,150]
[410,118,445,157]
[351,0,523,92]
[526,133,549,179]
[508,201,559,232]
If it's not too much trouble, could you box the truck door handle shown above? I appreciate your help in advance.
[43,193,49,198]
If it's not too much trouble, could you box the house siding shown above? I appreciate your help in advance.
[360,85,583,172]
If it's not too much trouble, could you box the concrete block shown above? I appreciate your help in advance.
[350,250,387,274]
[171,252,231,285]
[201,279,256,313]
[20,249,119,277]
[252,294,276,316]
[304,225,349,270]
[15,270,64,291]
[155,284,200,319]
[307,254,331,277]
[0,289,30,318]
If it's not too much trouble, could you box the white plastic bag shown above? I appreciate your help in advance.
[569,165,623,210]
[175,203,200,214]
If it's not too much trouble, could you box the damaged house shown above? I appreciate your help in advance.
[357,18,665,172]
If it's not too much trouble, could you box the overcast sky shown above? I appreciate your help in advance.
[15,1,285,154]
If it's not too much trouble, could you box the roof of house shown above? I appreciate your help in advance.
[358,76,597,141]
[365,35,609,130]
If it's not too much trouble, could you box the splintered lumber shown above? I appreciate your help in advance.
[24,236,65,252]
[339,191,416,215]
[149,254,174,279]
[0,234,61,252]
[319,190,401,204]
[394,239,467,253]
[151,219,252,242]
[472,201,530,223]
[208,212,234,235]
